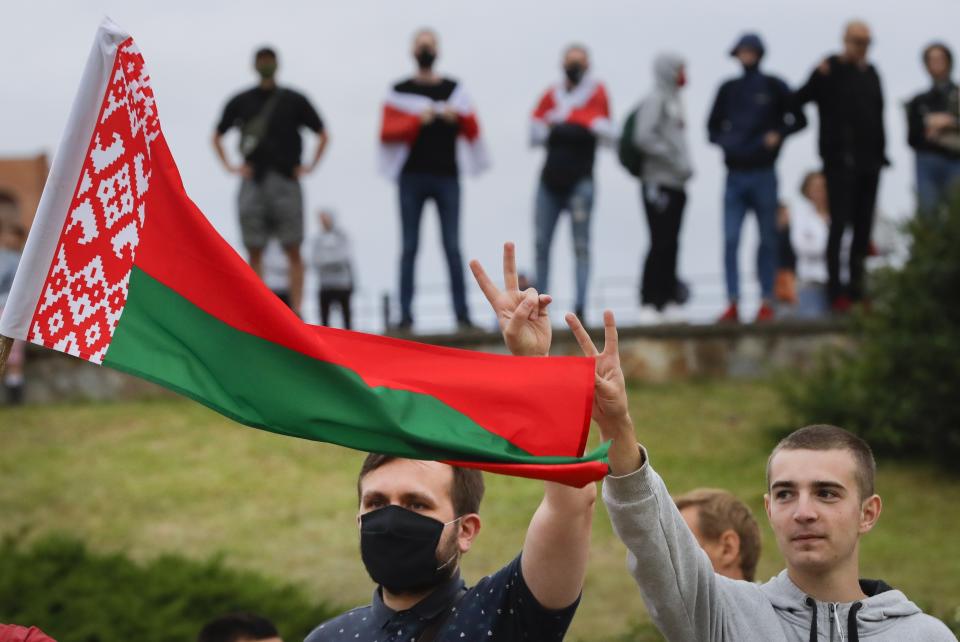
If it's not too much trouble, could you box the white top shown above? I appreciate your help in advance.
[311,228,353,290]
[789,200,850,284]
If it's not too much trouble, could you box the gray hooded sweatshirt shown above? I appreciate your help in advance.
[631,53,694,189]
[602,452,957,641]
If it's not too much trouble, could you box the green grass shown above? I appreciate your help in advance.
[2,380,959,640]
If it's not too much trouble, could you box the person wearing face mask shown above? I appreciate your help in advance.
[906,42,960,217]
[530,44,614,323]
[213,47,329,318]
[628,53,692,323]
[305,243,594,642]
[794,21,888,313]
[379,28,489,333]
[708,33,807,324]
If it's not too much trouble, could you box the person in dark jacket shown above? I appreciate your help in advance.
[906,42,960,217]
[795,21,887,311]
[709,33,806,324]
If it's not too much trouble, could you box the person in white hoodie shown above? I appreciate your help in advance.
[631,53,693,321]
[559,308,957,641]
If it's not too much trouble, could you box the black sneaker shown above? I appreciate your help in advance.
[5,384,24,405]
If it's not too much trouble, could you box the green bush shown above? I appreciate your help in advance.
[0,533,339,642]
[782,195,960,468]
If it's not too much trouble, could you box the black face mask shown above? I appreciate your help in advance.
[564,63,585,85]
[415,48,437,70]
[360,506,461,593]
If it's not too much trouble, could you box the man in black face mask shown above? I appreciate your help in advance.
[379,28,489,333]
[306,243,594,641]
[213,47,329,317]
[530,44,614,323]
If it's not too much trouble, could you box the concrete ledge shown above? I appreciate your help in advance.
[404,319,851,383]
[9,320,850,404]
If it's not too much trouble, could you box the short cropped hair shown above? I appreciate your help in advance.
[564,43,589,58]
[197,612,278,642]
[767,424,876,499]
[254,47,277,62]
[675,488,762,581]
[412,27,438,45]
[358,454,485,516]
[923,42,954,70]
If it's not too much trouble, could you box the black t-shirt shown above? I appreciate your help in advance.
[540,123,598,194]
[216,86,324,178]
[304,555,579,642]
[395,78,460,177]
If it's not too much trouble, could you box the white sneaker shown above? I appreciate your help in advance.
[637,306,663,325]
[660,303,688,324]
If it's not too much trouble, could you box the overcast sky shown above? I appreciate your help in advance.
[3,1,958,330]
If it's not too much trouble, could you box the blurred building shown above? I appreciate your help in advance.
[0,153,49,231]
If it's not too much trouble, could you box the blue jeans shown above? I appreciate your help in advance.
[723,168,778,301]
[534,178,594,311]
[916,151,960,216]
[398,172,468,324]
[796,282,829,319]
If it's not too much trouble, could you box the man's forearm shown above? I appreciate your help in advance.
[308,132,329,170]
[521,480,595,610]
[211,133,232,170]
[599,415,644,477]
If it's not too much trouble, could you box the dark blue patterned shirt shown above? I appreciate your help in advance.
[304,555,579,641]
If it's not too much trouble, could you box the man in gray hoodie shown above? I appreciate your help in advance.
[562,310,957,641]
[630,53,693,320]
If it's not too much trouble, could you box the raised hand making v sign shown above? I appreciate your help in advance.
[469,242,553,357]
[564,310,643,477]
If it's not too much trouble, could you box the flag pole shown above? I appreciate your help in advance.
[0,335,12,376]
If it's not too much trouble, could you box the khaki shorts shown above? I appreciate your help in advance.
[238,170,303,249]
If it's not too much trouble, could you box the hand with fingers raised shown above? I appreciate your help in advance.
[470,242,553,357]
[565,310,645,476]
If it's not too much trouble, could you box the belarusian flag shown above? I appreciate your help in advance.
[0,20,608,486]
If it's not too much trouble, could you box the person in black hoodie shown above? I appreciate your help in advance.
[906,42,960,217]
[795,21,888,311]
[708,33,807,324]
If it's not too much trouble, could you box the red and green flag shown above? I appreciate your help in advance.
[0,20,608,486]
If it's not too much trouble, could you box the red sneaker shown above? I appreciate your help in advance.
[755,302,775,323]
[831,295,852,315]
[717,303,740,324]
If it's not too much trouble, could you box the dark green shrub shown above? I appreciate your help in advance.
[0,533,339,642]
[782,195,960,468]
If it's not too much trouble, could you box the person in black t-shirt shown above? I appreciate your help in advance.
[379,28,489,332]
[795,22,887,311]
[213,46,328,316]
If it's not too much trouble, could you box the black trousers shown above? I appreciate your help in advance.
[319,288,353,329]
[823,167,881,302]
[641,184,686,309]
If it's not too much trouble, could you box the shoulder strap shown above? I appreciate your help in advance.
[416,587,468,642]
[239,89,287,158]
[258,88,286,126]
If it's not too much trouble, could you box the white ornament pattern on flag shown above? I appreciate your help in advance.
[28,38,159,364]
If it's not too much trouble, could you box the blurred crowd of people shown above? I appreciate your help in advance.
[208,21,959,332]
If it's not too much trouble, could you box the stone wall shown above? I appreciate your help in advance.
[8,320,850,404]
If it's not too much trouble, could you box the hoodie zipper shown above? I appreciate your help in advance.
[829,603,846,642]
